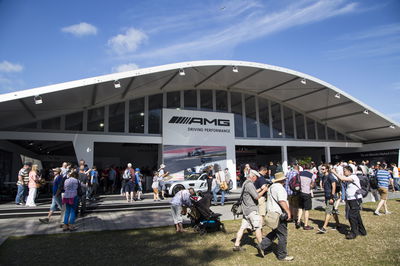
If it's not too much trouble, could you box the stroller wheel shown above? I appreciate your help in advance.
[199,228,207,236]
[193,225,200,232]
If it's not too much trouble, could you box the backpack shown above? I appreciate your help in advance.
[369,175,378,189]
[289,172,301,193]
[355,174,369,198]
[123,169,131,180]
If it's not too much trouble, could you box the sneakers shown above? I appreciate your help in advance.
[233,246,246,252]
[385,211,392,215]
[303,225,314,230]
[374,211,382,216]
[279,256,294,261]
[62,224,69,231]
[295,222,301,229]
[16,203,22,206]
[39,218,49,224]
[345,233,357,240]
[317,227,327,234]
[256,244,265,258]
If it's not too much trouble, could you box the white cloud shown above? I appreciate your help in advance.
[108,28,148,55]
[0,60,23,72]
[62,22,98,36]
[127,0,359,61]
[112,63,139,73]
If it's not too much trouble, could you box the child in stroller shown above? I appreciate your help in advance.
[188,192,226,235]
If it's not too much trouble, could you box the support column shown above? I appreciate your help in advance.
[281,145,288,174]
[397,149,400,168]
[325,146,331,164]
[72,134,94,167]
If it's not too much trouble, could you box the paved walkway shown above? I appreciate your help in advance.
[1,192,399,246]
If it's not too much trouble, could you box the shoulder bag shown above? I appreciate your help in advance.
[231,182,246,218]
[265,185,283,230]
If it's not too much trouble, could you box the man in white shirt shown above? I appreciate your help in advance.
[390,163,399,191]
[260,172,294,261]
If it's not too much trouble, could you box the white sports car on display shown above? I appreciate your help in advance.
[164,173,233,196]
[164,173,208,196]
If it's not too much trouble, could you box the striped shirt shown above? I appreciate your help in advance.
[376,170,391,188]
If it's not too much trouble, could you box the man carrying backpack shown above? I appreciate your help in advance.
[296,164,316,230]
[123,163,135,203]
[317,165,340,234]
[285,165,300,222]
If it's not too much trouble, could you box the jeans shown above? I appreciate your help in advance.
[50,195,62,211]
[347,199,367,237]
[394,178,400,191]
[260,220,288,259]
[15,184,26,204]
[212,184,225,205]
[64,196,79,225]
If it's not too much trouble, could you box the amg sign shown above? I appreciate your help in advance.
[168,116,230,127]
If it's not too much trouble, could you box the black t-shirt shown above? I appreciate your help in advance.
[254,175,267,196]
[78,172,88,185]
[323,173,338,199]
[269,165,277,177]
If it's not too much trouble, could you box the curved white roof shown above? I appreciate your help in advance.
[0,60,399,142]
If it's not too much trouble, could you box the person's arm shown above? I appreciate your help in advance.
[256,184,266,193]
[390,176,395,192]
[330,181,336,204]
[331,169,353,182]
[278,200,291,220]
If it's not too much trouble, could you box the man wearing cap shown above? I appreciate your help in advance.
[233,169,268,257]
[39,168,63,224]
[260,172,294,261]
[158,164,169,200]
[134,168,143,201]
[15,162,31,205]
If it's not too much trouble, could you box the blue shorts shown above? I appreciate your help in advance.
[124,181,134,193]
[50,195,62,211]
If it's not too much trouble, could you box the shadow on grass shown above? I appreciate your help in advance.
[361,207,375,213]
[0,226,233,266]
[309,218,349,235]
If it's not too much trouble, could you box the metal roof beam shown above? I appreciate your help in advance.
[194,66,225,88]
[257,77,299,95]
[305,101,353,114]
[227,69,263,90]
[121,77,136,99]
[321,111,364,122]
[19,99,36,119]
[159,71,179,91]
[282,87,327,103]
[346,125,391,134]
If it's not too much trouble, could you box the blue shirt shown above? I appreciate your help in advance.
[90,170,98,184]
[52,175,62,196]
[377,169,391,188]
[134,172,141,184]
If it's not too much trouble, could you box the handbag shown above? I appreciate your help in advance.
[220,181,228,191]
[231,183,246,218]
[265,186,284,230]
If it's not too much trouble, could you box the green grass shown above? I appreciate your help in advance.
[1,200,400,266]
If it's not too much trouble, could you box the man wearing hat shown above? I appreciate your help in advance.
[260,172,294,261]
[39,167,63,224]
[233,169,268,257]
[158,164,169,200]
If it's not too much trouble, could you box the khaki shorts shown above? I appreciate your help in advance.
[240,211,261,230]
[288,194,299,209]
[258,196,266,216]
[378,187,388,200]
[325,200,335,215]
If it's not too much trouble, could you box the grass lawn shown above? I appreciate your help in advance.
[1,200,400,265]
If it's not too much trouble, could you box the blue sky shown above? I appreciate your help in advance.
[0,0,399,122]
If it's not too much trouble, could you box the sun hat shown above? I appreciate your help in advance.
[273,172,287,183]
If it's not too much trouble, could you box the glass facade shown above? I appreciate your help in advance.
[295,112,305,139]
[65,112,83,131]
[258,98,270,138]
[148,94,163,134]
[215,90,228,112]
[230,92,244,137]
[109,102,125,132]
[167,91,180,109]
[10,89,349,142]
[245,95,257,137]
[200,90,213,111]
[271,101,283,138]
[87,107,104,132]
[129,97,145,133]
[184,90,197,110]
[283,107,294,139]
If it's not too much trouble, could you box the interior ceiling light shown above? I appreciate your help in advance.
[363,109,369,115]
[114,80,121,89]
[34,95,43,105]
[140,112,144,116]
[179,68,185,76]
[300,78,307,85]
[99,123,104,128]
[389,125,395,129]
[334,93,341,99]
[232,66,239,73]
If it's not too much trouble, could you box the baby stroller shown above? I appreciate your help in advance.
[188,192,226,235]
